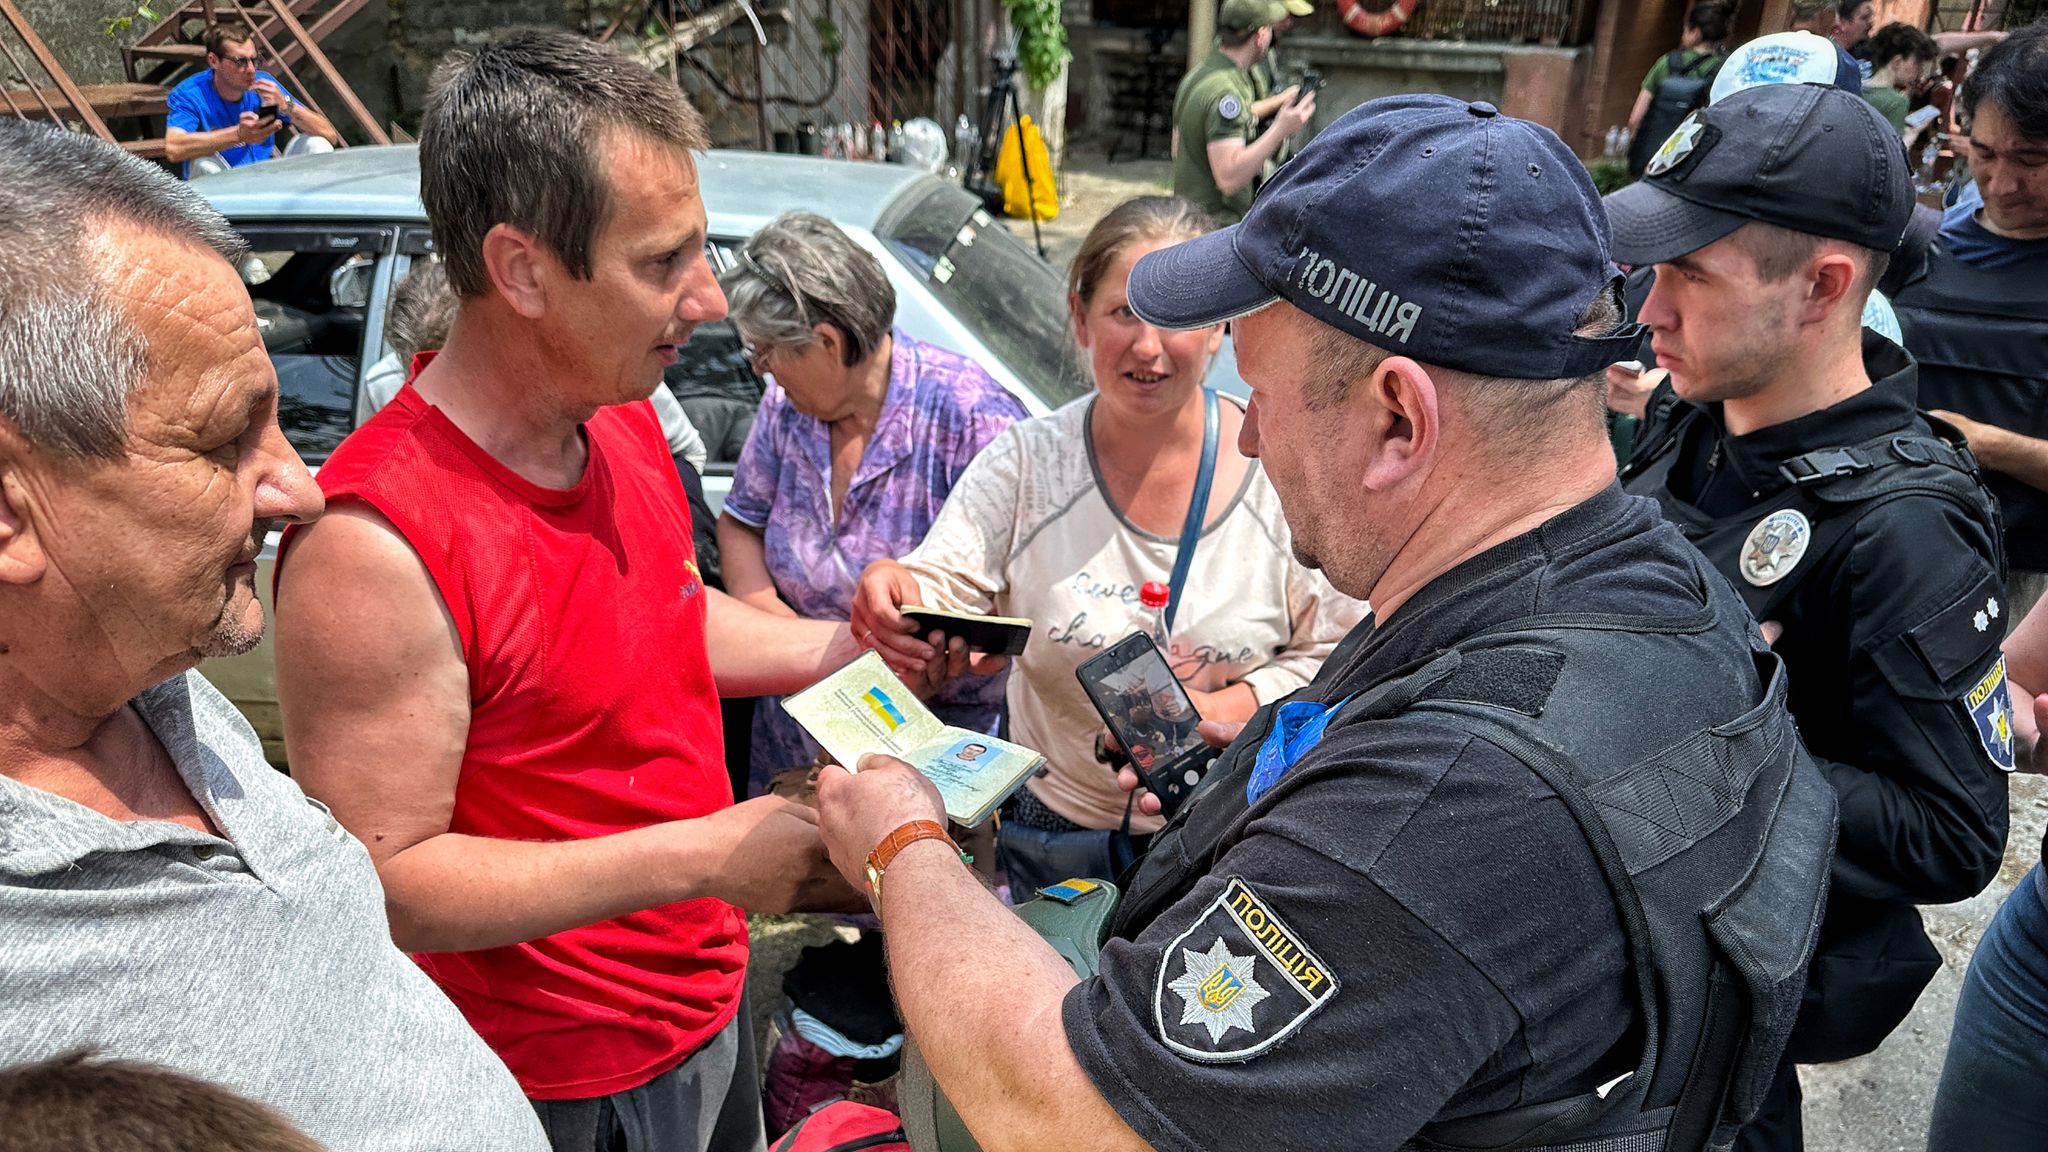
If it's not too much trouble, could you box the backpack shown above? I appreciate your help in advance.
[1630,50,1723,176]
[770,1102,909,1152]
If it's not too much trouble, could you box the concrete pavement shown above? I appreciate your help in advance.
[1803,774,2046,1151]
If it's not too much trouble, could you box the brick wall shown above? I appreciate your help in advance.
[1581,0,1687,154]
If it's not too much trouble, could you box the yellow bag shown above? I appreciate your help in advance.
[995,115,1059,223]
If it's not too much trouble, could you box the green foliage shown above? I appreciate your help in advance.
[1587,156,1631,197]
[1004,0,1070,91]
[814,15,842,59]
[103,3,159,39]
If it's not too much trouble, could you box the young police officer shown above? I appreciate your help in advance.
[817,94,1836,1152]
[1607,83,2012,1152]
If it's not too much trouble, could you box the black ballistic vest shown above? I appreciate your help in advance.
[1114,556,1838,1152]
[1618,393,2001,624]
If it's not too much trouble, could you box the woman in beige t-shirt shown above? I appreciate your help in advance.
[852,196,1365,894]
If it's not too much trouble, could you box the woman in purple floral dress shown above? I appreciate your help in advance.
[716,212,1028,794]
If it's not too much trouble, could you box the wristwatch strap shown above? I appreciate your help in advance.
[863,819,959,920]
[868,819,956,875]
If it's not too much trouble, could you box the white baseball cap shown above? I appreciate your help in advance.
[1710,31,1857,105]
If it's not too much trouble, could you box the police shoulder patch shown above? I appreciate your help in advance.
[1964,655,2016,773]
[1153,876,1337,1063]
[1217,93,1243,122]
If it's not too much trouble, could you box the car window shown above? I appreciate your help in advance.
[662,240,767,473]
[874,181,1089,408]
[235,228,384,463]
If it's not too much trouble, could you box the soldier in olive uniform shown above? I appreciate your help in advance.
[1171,0,1316,225]
[1250,0,1315,184]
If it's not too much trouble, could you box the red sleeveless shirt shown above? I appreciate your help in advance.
[280,372,742,1099]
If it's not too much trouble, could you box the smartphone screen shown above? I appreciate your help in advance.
[1081,638,1205,774]
[255,103,279,120]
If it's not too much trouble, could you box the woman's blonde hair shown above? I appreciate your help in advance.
[1066,195,1213,308]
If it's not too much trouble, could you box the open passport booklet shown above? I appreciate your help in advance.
[781,650,1043,826]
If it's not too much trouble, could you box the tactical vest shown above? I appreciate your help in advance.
[1894,242,2048,570]
[1619,392,2005,621]
[901,552,1838,1152]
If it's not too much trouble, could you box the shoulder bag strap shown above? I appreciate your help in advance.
[1164,388,1220,634]
[1111,389,1220,865]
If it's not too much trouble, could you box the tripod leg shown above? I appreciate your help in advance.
[972,78,1007,188]
[1009,84,1046,259]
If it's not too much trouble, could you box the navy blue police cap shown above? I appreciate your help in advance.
[1605,83,1914,269]
[1127,93,1642,381]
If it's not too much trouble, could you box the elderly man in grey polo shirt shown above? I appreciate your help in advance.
[0,122,547,1151]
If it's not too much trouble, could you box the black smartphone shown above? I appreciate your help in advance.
[1076,633,1217,817]
[901,608,1032,658]
[254,103,279,120]
[1296,69,1324,101]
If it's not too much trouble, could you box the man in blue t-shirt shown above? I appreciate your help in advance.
[1894,22,2048,600]
[164,22,340,179]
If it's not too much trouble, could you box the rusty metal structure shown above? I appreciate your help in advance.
[602,0,985,151]
[1931,0,2047,27]
[1287,0,1596,45]
[1405,0,1589,44]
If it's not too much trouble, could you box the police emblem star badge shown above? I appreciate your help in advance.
[1167,938,1271,1043]
[1153,877,1338,1063]
[1645,113,1704,177]
[1740,509,1811,587]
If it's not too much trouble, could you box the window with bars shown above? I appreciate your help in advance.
[1930,0,2048,29]
[1290,0,1593,46]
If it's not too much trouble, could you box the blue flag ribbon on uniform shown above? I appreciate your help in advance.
[1247,695,1355,804]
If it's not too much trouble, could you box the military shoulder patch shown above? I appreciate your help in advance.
[1964,655,2016,773]
[1153,877,1337,1063]
[1217,93,1243,122]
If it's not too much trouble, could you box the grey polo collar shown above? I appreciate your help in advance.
[0,672,279,886]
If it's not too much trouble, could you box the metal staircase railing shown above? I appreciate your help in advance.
[122,0,387,146]
[0,0,118,143]
[3,0,383,160]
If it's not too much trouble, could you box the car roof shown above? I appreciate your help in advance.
[189,143,933,234]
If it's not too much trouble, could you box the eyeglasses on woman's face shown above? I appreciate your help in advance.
[740,339,777,377]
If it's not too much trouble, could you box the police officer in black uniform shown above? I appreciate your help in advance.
[815,94,1837,1152]
[1605,83,2013,1152]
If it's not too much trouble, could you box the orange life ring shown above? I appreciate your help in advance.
[1342,0,1419,37]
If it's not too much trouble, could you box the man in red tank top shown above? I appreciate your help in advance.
[272,31,883,1152]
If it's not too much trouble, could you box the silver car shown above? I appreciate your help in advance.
[188,144,1240,763]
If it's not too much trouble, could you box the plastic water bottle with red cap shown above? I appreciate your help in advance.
[1139,580,1173,660]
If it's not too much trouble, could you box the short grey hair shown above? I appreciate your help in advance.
[421,28,711,299]
[0,121,247,459]
[385,258,457,360]
[1301,284,1625,453]
[722,211,895,366]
